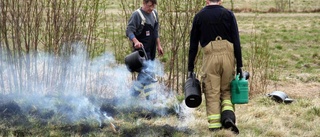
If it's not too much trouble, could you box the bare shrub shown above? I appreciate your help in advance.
[247,32,277,97]
[0,0,104,94]
[268,7,281,13]
[274,0,289,12]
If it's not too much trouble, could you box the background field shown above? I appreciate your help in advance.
[0,0,319,137]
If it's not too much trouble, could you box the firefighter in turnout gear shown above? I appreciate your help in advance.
[188,0,243,134]
[131,69,158,100]
[126,0,163,100]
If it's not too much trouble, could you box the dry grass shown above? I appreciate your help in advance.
[237,13,320,81]
[121,1,320,136]
[0,0,319,137]
[234,81,320,137]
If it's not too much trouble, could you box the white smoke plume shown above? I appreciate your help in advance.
[0,42,183,125]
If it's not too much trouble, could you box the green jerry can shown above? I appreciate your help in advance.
[231,73,249,104]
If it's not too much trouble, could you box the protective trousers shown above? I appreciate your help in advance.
[201,37,235,129]
[131,71,157,100]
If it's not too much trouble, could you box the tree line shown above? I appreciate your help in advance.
[1,0,279,95]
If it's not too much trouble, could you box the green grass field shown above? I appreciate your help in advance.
[0,0,319,137]
[238,13,320,80]
[111,1,320,136]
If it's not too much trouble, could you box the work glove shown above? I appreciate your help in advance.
[236,67,243,79]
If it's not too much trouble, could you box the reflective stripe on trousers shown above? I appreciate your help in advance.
[132,81,156,99]
[208,114,222,128]
[222,99,234,112]
[201,39,235,128]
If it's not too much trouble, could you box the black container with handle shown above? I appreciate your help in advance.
[184,72,202,108]
[125,46,148,73]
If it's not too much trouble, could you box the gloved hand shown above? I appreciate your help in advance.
[188,71,194,78]
[236,67,243,79]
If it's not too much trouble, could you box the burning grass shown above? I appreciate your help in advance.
[0,93,192,136]
[0,0,319,136]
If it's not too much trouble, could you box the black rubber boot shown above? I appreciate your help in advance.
[221,110,239,134]
[224,118,239,134]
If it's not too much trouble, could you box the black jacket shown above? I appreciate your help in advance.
[188,5,243,72]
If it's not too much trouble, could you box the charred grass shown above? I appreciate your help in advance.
[0,94,190,137]
[1,0,319,137]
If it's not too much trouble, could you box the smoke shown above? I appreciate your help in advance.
[0,42,183,126]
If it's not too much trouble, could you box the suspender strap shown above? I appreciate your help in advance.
[137,9,146,25]
[152,11,157,22]
[137,9,157,25]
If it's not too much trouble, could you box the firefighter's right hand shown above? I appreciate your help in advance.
[237,67,243,79]
[134,42,143,49]
[188,71,194,78]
